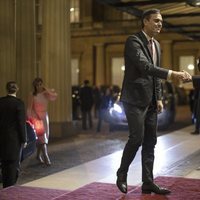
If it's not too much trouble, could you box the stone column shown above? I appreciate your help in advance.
[95,43,105,86]
[41,0,72,137]
[80,0,92,27]
[79,46,94,84]
[0,0,16,96]
[15,0,36,103]
[160,40,172,69]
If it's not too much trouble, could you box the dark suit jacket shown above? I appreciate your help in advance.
[0,95,27,160]
[79,86,94,111]
[120,31,169,107]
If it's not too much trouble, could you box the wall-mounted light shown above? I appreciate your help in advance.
[186,0,200,7]
[121,65,125,71]
[187,64,194,70]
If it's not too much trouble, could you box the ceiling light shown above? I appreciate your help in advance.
[186,0,200,7]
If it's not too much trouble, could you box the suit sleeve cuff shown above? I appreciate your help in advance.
[167,70,172,80]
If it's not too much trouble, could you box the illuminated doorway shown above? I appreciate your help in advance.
[111,57,124,88]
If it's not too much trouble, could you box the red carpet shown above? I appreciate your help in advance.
[55,176,200,200]
[119,176,200,200]
[0,185,70,200]
[55,182,136,200]
[1,176,200,199]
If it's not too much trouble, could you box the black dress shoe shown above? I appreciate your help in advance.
[116,174,127,194]
[142,183,171,195]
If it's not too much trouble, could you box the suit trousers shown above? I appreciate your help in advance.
[1,159,20,188]
[117,102,157,183]
[81,110,93,130]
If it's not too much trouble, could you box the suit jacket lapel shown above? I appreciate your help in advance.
[137,31,154,64]
[154,40,160,66]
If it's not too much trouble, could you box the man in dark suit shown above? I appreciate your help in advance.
[116,9,191,195]
[0,81,27,188]
[79,80,94,130]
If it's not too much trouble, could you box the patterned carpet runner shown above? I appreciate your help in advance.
[1,176,200,199]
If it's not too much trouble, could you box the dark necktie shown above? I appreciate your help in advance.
[149,39,156,64]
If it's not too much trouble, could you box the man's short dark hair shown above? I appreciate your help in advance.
[141,9,161,28]
[6,81,18,94]
[84,80,89,85]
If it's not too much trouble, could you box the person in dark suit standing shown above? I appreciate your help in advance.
[116,9,191,195]
[0,81,27,188]
[79,80,94,130]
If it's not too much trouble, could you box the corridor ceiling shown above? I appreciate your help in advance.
[96,0,200,41]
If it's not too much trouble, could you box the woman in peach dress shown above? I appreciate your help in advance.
[27,78,57,166]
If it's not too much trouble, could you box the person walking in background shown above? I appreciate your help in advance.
[116,9,192,195]
[79,80,94,130]
[96,87,113,132]
[93,85,101,119]
[27,78,57,166]
[190,89,200,134]
[0,81,27,188]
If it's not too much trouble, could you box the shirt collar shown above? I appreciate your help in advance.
[8,94,16,97]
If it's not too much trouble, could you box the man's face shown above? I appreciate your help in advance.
[143,13,163,37]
